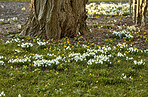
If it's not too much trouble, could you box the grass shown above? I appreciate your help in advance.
[0,32,148,96]
[0,1,147,97]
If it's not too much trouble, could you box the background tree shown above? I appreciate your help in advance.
[133,0,147,26]
[21,0,89,39]
[129,0,132,16]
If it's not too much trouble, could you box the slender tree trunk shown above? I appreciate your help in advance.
[133,0,137,23]
[141,0,147,26]
[136,0,140,24]
[21,0,89,39]
[129,0,132,17]
[133,0,147,26]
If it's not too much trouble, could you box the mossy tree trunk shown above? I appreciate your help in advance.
[21,0,89,39]
[133,0,147,26]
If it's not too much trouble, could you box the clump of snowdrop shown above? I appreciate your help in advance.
[133,59,145,65]
[86,3,130,16]
[47,53,56,57]
[112,30,133,39]
[0,19,5,23]
[0,91,5,96]
[37,41,48,46]
[33,56,62,67]
[6,38,21,43]
[8,57,31,64]
[66,46,71,50]
[118,26,122,30]
[127,47,143,53]
[117,43,128,48]
[87,54,109,65]
[68,47,111,65]
[32,54,43,60]
[0,56,4,59]
[117,52,124,57]
[121,73,132,79]
[121,73,127,79]
[0,19,4,21]
[8,17,18,22]
[126,57,134,60]
[0,61,5,66]
[17,43,33,48]
[14,49,22,53]
[127,26,137,32]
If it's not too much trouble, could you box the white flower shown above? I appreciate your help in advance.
[18,43,33,48]
[86,3,130,15]
[117,52,124,57]
[0,56,4,59]
[0,61,4,66]
[18,94,21,97]
[133,59,145,65]
[0,19,4,22]
[123,75,126,79]
[0,91,5,96]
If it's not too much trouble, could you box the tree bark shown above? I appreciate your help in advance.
[133,0,147,26]
[21,0,89,39]
[133,0,137,23]
[129,0,132,17]
[141,0,147,26]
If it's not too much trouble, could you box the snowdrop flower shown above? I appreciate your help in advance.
[47,53,56,57]
[127,26,137,32]
[0,61,4,66]
[117,43,128,48]
[117,52,124,57]
[33,56,62,67]
[0,91,5,96]
[66,46,71,50]
[8,57,31,64]
[133,59,145,65]
[128,47,139,52]
[6,38,21,43]
[18,94,21,97]
[0,19,4,22]
[121,73,126,79]
[0,56,4,59]
[18,43,33,48]
[32,54,43,59]
[14,49,21,53]
[8,17,18,22]
[112,30,133,39]
[123,75,126,79]
[86,3,130,15]
[37,41,48,46]
[126,57,134,60]
[144,49,148,52]
[118,26,122,29]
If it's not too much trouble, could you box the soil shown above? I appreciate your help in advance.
[0,1,148,49]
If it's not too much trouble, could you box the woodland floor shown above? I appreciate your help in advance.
[0,1,148,49]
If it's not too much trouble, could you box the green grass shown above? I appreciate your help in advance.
[0,33,148,96]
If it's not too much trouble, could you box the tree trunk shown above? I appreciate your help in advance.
[133,0,137,23]
[129,0,132,17]
[21,0,89,39]
[136,0,140,24]
[133,0,147,26]
[141,0,147,26]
